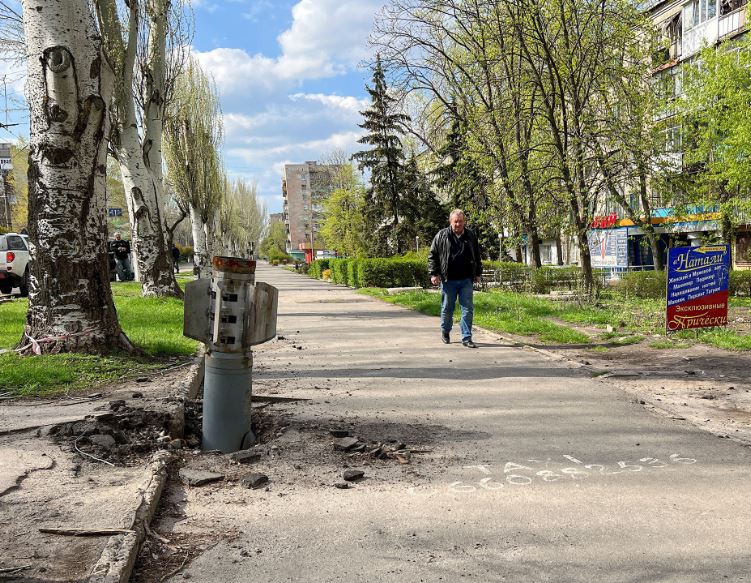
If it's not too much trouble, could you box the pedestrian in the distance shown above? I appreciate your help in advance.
[110,232,133,281]
[172,244,181,274]
[428,209,482,348]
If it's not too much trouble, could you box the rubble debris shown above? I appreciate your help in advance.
[89,434,116,449]
[240,472,269,489]
[329,428,349,438]
[229,450,262,464]
[179,469,224,487]
[342,469,364,482]
[333,437,360,451]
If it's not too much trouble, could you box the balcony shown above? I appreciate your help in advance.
[719,4,747,37]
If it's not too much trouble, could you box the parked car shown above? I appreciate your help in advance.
[0,233,30,296]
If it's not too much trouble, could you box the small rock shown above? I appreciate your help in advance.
[229,450,262,464]
[277,335,286,340]
[89,434,116,449]
[342,469,364,482]
[135,377,152,383]
[334,482,350,489]
[132,391,144,399]
[240,472,269,489]
[333,437,360,451]
[329,428,350,438]
[179,469,225,486]
[109,400,126,411]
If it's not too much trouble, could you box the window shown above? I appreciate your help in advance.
[684,0,717,30]
[664,125,682,153]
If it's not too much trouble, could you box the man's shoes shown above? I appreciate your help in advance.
[462,339,477,348]
[442,331,450,344]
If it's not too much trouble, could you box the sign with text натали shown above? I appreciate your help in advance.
[666,245,729,332]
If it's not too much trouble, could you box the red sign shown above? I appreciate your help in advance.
[666,289,729,331]
[591,212,617,229]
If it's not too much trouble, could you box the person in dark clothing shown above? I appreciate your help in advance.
[428,209,482,348]
[172,244,181,273]
[110,232,133,281]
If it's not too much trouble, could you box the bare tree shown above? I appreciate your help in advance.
[20,0,133,354]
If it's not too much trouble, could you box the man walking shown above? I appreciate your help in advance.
[110,232,133,281]
[428,209,482,348]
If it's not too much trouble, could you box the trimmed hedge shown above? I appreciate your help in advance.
[309,258,330,279]
[358,258,429,288]
[730,270,751,296]
[616,271,667,299]
[308,256,429,288]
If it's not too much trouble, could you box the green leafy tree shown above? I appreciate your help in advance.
[352,55,412,255]
[320,181,368,258]
[678,34,751,246]
[259,219,288,260]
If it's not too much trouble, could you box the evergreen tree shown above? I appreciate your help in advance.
[352,55,411,255]
[402,155,447,250]
[434,110,498,259]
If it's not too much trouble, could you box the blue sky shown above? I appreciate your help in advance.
[191,0,386,213]
[1,0,385,214]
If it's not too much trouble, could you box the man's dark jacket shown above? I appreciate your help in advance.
[428,227,482,282]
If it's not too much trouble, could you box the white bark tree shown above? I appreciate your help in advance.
[20,0,133,354]
[97,0,188,297]
[217,178,266,258]
[164,57,223,279]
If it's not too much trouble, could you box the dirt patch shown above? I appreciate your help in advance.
[536,338,751,445]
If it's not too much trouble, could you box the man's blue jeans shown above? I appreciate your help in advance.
[440,278,474,341]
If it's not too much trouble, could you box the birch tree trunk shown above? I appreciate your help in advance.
[189,204,212,278]
[21,0,133,354]
[101,0,181,297]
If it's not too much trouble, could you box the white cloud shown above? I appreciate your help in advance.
[289,93,368,113]
[194,0,384,97]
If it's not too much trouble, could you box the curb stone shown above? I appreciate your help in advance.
[88,358,202,583]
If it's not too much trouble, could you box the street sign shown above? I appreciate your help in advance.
[666,245,729,332]
[108,208,123,217]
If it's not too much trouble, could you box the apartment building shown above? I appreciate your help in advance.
[281,161,341,262]
[586,0,748,272]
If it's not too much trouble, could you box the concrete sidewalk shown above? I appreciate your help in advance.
[150,264,751,582]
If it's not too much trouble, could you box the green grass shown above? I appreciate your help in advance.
[0,279,198,397]
[360,288,592,345]
[359,288,751,351]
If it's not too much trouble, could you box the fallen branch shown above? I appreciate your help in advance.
[160,549,190,582]
[39,527,135,537]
